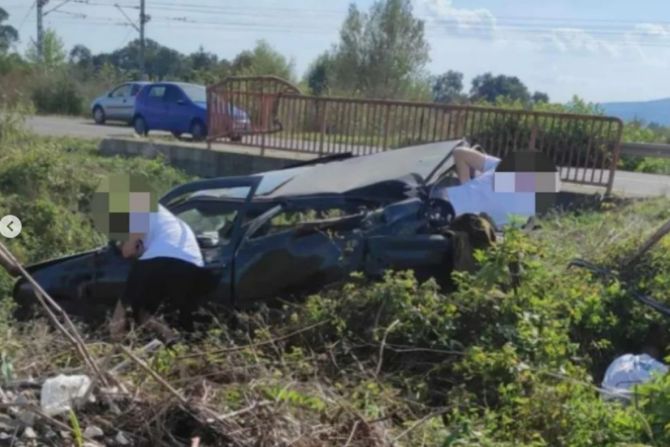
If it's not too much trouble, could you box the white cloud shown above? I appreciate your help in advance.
[630,23,670,39]
[540,22,670,63]
[416,1,670,72]
[414,0,496,39]
[546,28,619,57]
[622,23,670,66]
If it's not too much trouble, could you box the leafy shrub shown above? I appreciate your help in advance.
[626,157,670,175]
[30,72,84,115]
[289,209,670,445]
[0,100,32,143]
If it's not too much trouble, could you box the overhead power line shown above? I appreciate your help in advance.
[23,0,670,24]
[43,14,670,49]
[35,0,77,61]
[39,0,670,35]
[36,1,670,56]
[46,10,670,37]
[17,1,37,34]
[108,1,149,77]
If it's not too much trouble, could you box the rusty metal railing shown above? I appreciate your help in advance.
[207,77,623,193]
[207,76,301,142]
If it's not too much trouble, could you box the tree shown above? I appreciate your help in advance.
[231,40,295,81]
[0,52,26,76]
[326,0,430,98]
[0,8,18,53]
[432,70,464,103]
[470,73,530,103]
[306,54,333,96]
[532,91,550,104]
[189,46,218,72]
[186,47,227,83]
[153,46,187,80]
[26,29,66,68]
[230,51,253,73]
[90,39,189,80]
[0,7,22,75]
[97,62,122,86]
[91,39,145,75]
[330,4,365,94]
[69,44,92,69]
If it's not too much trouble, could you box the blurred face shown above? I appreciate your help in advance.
[492,151,560,217]
[90,173,158,246]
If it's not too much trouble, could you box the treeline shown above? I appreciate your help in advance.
[2,1,670,156]
[0,1,553,115]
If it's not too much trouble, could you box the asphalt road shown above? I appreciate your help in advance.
[23,115,375,154]
[23,115,670,198]
[25,115,151,139]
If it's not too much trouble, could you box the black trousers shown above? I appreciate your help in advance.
[122,257,215,331]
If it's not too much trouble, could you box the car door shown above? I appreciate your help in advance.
[143,84,168,129]
[105,84,132,119]
[160,175,262,307]
[84,244,133,318]
[164,85,192,134]
[232,205,366,307]
[118,83,142,121]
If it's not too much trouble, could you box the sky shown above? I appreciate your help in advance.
[3,0,670,103]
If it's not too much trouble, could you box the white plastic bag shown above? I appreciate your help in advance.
[601,354,668,401]
[40,374,92,416]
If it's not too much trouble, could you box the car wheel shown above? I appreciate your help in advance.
[93,106,106,125]
[190,120,207,142]
[134,116,148,136]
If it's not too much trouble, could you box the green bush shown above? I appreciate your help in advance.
[625,157,670,175]
[30,73,84,115]
[286,206,670,445]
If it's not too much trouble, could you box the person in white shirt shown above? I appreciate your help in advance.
[431,146,544,228]
[110,204,215,339]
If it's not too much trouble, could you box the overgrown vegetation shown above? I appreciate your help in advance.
[0,105,188,298]
[2,104,670,444]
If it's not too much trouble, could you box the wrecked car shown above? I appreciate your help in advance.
[13,140,472,321]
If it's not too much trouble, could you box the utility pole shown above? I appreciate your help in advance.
[35,0,78,63]
[139,0,148,79]
[116,1,150,79]
[36,0,47,62]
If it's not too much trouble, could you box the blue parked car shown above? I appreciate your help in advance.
[132,82,250,142]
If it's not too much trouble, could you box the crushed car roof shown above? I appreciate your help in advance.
[264,140,463,199]
[161,140,463,206]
